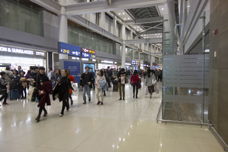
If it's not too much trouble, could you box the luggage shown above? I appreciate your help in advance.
[154,84,159,94]
[113,84,118,92]
[10,89,19,100]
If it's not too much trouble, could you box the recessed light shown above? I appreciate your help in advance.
[161,8,164,11]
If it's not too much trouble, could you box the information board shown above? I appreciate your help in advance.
[58,42,81,57]
[63,61,81,83]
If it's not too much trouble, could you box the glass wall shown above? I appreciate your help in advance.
[68,21,118,55]
[0,0,43,36]
[162,55,209,123]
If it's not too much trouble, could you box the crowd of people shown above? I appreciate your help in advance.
[0,65,162,123]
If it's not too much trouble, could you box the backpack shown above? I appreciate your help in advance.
[99,78,106,90]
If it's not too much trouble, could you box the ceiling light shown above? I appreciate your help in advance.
[187,5,190,8]
[161,7,164,11]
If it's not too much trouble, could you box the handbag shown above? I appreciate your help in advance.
[137,82,141,89]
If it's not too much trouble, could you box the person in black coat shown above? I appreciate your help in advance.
[0,72,8,105]
[35,75,52,122]
[53,69,71,117]
[80,66,93,104]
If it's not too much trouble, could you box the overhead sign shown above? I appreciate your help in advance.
[132,60,139,65]
[58,42,81,57]
[0,45,45,56]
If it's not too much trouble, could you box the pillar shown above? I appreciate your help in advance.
[113,16,117,36]
[121,24,126,68]
[138,52,141,69]
[100,12,105,29]
[59,7,68,60]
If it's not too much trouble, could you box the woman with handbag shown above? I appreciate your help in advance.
[95,70,106,105]
[130,70,140,99]
[52,70,71,117]
[117,68,127,100]
[145,69,157,99]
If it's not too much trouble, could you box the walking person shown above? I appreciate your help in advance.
[35,75,52,122]
[9,70,20,100]
[66,70,75,105]
[80,66,93,104]
[145,69,157,98]
[53,70,71,117]
[117,68,127,100]
[19,71,27,99]
[95,70,106,105]
[0,72,8,105]
[130,70,140,99]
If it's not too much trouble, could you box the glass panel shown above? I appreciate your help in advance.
[0,0,43,36]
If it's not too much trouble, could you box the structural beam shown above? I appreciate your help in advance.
[140,22,163,34]
[30,0,61,14]
[125,17,165,25]
[125,38,162,44]
[65,0,166,16]
[107,0,112,5]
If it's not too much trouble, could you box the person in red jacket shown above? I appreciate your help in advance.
[130,70,141,99]
[66,70,75,105]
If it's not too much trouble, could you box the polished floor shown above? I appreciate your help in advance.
[0,84,224,152]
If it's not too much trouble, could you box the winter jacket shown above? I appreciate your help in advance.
[130,74,140,85]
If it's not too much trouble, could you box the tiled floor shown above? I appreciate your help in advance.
[0,84,224,152]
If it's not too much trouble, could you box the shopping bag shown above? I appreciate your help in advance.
[155,84,159,94]
[27,86,35,101]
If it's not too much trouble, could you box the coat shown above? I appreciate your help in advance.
[68,75,75,95]
[38,81,52,107]
[130,74,140,85]
[52,76,71,102]
[145,72,156,86]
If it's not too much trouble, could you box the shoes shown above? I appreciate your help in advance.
[97,101,101,105]
[101,102,103,105]
[89,98,91,102]
[59,113,63,117]
[35,117,40,122]
[83,102,86,104]
[119,98,122,100]
[123,98,125,100]
[43,113,48,117]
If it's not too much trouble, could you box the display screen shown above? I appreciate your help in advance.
[83,63,95,73]
[81,48,96,58]
[58,42,81,57]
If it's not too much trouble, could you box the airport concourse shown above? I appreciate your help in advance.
[0,0,227,152]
